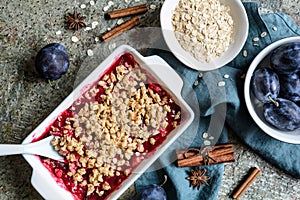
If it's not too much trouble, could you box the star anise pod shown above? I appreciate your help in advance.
[186,167,210,190]
[65,8,86,31]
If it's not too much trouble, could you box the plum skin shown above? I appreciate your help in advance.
[35,43,70,80]
[279,73,300,102]
[135,184,166,200]
[263,98,300,131]
[251,68,280,103]
[270,42,300,74]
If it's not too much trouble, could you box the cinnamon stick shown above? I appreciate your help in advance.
[176,144,235,167]
[101,16,140,41]
[106,4,148,19]
[232,167,261,199]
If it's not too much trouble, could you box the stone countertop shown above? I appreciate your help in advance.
[0,0,299,199]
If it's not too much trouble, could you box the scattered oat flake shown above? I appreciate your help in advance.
[272,26,278,31]
[260,32,267,37]
[218,81,226,87]
[202,132,208,139]
[108,1,114,6]
[117,19,124,25]
[87,49,94,56]
[103,5,110,12]
[223,74,230,79]
[92,21,99,28]
[71,36,79,42]
[208,136,214,140]
[95,37,99,42]
[90,0,95,6]
[107,27,111,31]
[80,4,86,9]
[198,72,203,78]
[193,80,199,87]
[252,37,259,42]
[150,4,157,10]
[85,27,92,31]
[109,43,116,50]
[243,50,247,57]
[204,140,211,146]
[56,30,62,35]
[253,43,260,46]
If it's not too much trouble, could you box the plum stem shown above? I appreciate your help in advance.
[160,175,168,187]
[268,95,279,107]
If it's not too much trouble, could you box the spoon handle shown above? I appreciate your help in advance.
[0,144,24,156]
[0,136,63,160]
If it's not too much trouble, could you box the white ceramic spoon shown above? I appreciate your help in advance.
[0,135,63,161]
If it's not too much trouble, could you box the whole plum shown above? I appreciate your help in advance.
[135,184,167,200]
[263,98,300,131]
[35,43,70,80]
[270,42,300,74]
[135,175,167,200]
[279,73,300,102]
[251,68,280,103]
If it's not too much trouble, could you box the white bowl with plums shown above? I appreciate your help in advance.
[244,37,300,144]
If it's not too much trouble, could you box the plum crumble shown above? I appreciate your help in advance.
[40,53,182,200]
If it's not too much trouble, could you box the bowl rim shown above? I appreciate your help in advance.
[244,36,300,144]
[160,0,249,71]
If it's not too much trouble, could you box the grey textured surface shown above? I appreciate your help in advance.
[0,0,299,200]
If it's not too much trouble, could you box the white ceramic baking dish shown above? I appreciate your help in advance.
[22,45,194,200]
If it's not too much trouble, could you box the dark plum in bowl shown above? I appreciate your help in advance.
[35,43,70,80]
[279,73,300,102]
[251,68,280,103]
[244,37,300,144]
[270,42,300,74]
[263,98,300,131]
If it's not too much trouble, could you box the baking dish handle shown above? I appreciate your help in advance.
[143,55,183,96]
[31,170,70,200]
[31,170,58,200]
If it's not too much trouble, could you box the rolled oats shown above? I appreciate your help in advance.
[193,80,199,87]
[172,0,234,63]
[218,81,226,87]
[260,32,267,38]
[204,140,211,146]
[223,74,230,79]
[243,50,248,57]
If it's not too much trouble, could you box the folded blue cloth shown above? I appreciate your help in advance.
[135,2,300,199]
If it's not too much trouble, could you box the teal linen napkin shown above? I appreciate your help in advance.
[135,2,300,199]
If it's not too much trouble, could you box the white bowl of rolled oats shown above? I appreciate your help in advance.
[22,45,194,200]
[161,0,248,71]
